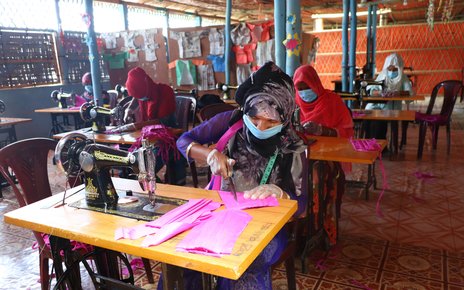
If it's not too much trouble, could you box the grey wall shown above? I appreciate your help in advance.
[0,82,110,140]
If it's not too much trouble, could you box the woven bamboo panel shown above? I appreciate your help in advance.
[0,30,60,88]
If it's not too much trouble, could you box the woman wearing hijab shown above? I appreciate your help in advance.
[293,64,354,246]
[175,62,307,289]
[365,53,414,139]
[293,64,354,138]
[108,67,186,185]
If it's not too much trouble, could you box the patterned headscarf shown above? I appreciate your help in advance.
[233,61,305,156]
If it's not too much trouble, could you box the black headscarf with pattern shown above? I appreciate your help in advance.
[229,62,305,157]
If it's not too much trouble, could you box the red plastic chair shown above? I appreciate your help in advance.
[0,138,68,289]
[416,80,463,159]
[197,103,236,122]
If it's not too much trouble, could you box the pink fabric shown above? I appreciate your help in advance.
[218,190,279,210]
[145,199,220,229]
[176,209,252,257]
[115,224,158,240]
[349,138,389,217]
[141,221,199,247]
[129,124,179,164]
[413,171,436,181]
[415,112,447,124]
[74,95,87,107]
[208,120,244,191]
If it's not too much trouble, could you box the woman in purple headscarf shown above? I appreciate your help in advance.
[174,62,307,289]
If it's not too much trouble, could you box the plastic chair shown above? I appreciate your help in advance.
[416,80,463,159]
[0,138,154,289]
[197,103,236,122]
[174,95,199,187]
[175,95,197,132]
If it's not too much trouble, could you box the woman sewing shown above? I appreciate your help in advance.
[174,62,307,289]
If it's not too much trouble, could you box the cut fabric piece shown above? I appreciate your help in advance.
[145,198,220,229]
[176,60,197,86]
[218,190,279,210]
[101,33,118,49]
[176,209,252,256]
[232,43,257,64]
[246,23,263,43]
[231,23,251,46]
[115,224,159,240]
[142,221,198,247]
[236,64,252,85]
[197,64,216,91]
[143,28,160,62]
[103,52,127,69]
[260,21,274,41]
[256,39,275,67]
[170,31,203,58]
[209,27,225,55]
[207,55,225,72]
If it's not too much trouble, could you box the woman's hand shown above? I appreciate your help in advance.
[243,184,286,200]
[302,121,323,135]
[206,149,235,179]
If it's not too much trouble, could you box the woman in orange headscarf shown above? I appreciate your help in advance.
[294,64,354,138]
[293,64,354,246]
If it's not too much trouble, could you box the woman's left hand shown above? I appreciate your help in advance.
[243,184,285,200]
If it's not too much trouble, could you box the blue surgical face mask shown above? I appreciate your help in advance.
[298,89,318,103]
[387,70,399,79]
[243,115,283,140]
[84,85,93,93]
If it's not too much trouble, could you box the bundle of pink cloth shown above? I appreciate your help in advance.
[114,193,279,256]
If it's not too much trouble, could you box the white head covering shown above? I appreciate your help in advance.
[376,53,404,91]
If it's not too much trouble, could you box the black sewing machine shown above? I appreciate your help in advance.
[55,133,157,210]
[51,89,75,109]
[115,84,129,98]
[79,102,125,132]
[216,83,238,100]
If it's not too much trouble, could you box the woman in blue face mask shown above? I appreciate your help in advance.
[365,53,415,139]
[175,62,307,290]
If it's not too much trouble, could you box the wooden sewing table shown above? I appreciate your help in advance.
[352,109,416,155]
[4,178,297,289]
[300,136,387,273]
[35,107,86,136]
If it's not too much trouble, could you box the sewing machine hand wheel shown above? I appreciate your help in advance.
[55,133,88,178]
[0,100,5,114]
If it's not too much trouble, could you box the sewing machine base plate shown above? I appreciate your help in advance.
[69,190,187,221]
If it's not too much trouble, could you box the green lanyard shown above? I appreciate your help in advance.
[259,150,278,185]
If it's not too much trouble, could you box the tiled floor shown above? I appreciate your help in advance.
[1,103,464,289]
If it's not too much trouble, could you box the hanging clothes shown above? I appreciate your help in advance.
[175,60,197,86]
[102,52,127,69]
[209,28,225,55]
[236,64,252,85]
[255,39,275,67]
[170,31,203,59]
[246,23,264,43]
[197,64,215,91]
[231,23,251,46]
[232,43,257,65]
[207,55,225,72]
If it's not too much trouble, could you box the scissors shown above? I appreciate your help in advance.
[226,158,237,201]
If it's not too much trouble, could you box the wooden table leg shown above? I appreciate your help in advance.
[162,263,185,290]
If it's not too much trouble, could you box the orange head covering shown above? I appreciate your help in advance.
[293,65,354,138]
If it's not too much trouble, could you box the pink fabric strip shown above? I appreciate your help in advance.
[115,224,159,240]
[176,209,252,256]
[210,120,244,191]
[218,190,279,210]
[349,138,389,217]
[141,221,200,247]
[146,198,211,228]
